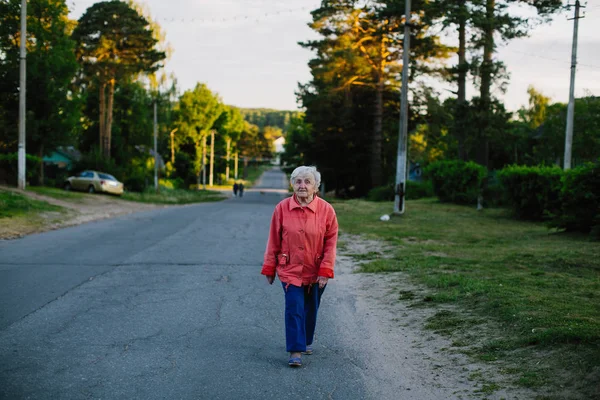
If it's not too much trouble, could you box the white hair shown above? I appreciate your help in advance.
[290,166,321,189]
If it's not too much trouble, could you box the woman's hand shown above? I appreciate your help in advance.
[266,275,275,285]
[317,276,328,289]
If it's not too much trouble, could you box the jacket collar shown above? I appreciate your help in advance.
[289,194,318,213]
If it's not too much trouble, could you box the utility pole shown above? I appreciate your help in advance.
[393,0,411,214]
[225,138,231,180]
[201,135,207,190]
[153,100,158,192]
[564,0,584,170]
[209,130,215,187]
[170,128,178,164]
[234,152,238,179]
[17,0,27,190]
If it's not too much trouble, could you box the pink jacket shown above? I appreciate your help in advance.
[261,195,338,287]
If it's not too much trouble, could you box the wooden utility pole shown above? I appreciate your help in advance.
[202,135,207,190]
[209,130,215,187]
[170,128,178,164]
[17,0,27,189]
[234,152,239,179]
[153,100,158,192]
[564,0,584,170]
[393,0,411,215]
[225,138,231,180]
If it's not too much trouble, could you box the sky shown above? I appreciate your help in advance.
[69,0,600,112]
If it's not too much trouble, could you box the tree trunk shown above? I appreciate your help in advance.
[371,75,384,188]
[105,78,116,159]
[477,0,495,168]
[456,0,467,161]
[99,82,106,156]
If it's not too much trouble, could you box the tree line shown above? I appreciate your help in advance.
[0,0,281,190]
[283,0,599,197]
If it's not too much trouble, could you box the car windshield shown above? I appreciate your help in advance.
[98,173,117,181]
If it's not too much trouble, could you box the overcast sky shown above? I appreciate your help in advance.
[69,0,600,112]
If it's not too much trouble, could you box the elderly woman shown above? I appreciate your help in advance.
[261,166,338,367]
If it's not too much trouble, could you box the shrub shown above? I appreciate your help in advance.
[424,160,487,204]
[406,180,434,200]
[367,185,394,202]
[551,160,600,235]
[0,153,42,186]
[366,181,435,202]
[497,165,563,221]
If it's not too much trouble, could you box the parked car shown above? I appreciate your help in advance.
[64,170,124,196]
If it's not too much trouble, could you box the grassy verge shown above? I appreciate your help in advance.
[121,188,225,204]
[28,186,86,201]
[334,198,600,398]
[0,190,68,239]
[0,190,63,218]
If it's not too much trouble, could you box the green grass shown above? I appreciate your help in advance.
[28,185,86,201]
[0,190,63,218]
[121,188,225,204]
[334,198,600,398]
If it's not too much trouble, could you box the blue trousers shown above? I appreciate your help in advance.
[282,282,326,353]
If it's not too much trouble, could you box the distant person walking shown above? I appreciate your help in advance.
[261,166,338,367]
[238,182,244,197]
[233,182,239,197]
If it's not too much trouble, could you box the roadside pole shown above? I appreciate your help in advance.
[234,152,238,179]
[393,0,411,214]
[209,130,214,186]
[202,135,207,190]
[564,0,584,170]
[17,0,27,190]
[154,100,158,192]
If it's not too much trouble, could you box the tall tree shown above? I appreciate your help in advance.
[173,83,223,187]
[0,0,80,183]
[214,106,245,180]
[470,0,562,167]
[72,0,165,158]
[300,0,451,192]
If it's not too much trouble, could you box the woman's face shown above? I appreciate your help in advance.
[292,174,316,200]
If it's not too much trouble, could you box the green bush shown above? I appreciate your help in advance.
[497,165,563,221]
[424,160,487,204]
[406,180,434,200]
[0,153,42,185]
[551,160,600,235]
[366,185,394,202]
[366,181,435,202]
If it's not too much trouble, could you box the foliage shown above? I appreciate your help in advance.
[425,159,487,204]
[295,0,453,195]
[366,180,434,202]
[334,198,600,398]
[0,153,42,186]
[72,0,165,158]
[173,83,223,184]
[497,165,563,221]
[238,108,300,132]
[0,0,81,184]
[550,160,600,236]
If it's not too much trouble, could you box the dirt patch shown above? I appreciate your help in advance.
[336,233,536,399]
[0,187,163,240]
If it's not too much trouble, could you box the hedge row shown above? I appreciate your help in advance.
[424,160,487,204]
[0,153,42,186]
[423,159,599,236]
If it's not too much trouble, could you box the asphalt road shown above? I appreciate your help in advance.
[0,168,473,400]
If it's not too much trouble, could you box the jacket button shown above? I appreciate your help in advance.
[299,229,304,233]
[299,246,304,250]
